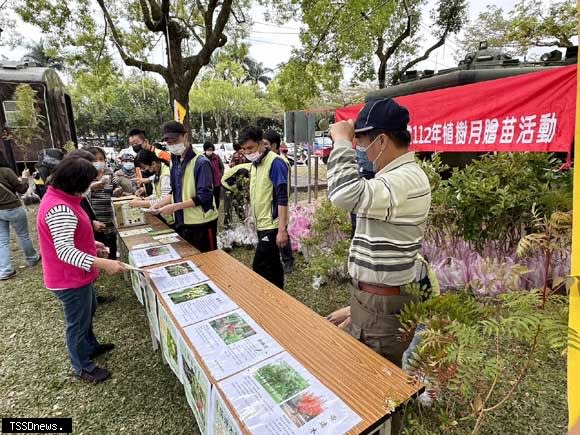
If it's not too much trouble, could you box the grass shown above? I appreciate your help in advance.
[0,205,567,434]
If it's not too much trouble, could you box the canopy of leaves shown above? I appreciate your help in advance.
[69,62,171,142]
[459,0,576,58]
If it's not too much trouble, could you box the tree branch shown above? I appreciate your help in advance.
[139,0,158,31]
[304,2,348,64]
[147,0,163,22]
[395,30,448,82]
[171,16,204,45]
[95,0,168,79]
[383,0,412,61]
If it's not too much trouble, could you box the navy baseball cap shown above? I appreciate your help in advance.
[354,98,410,134]
[161,120,187,141]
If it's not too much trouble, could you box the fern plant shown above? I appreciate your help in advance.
[400,290,579,434]
[517,206,572,307]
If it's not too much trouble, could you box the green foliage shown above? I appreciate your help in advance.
[459,0,576,59]
[10,84,45,161]
[190,78,270,143]
[268,59,339,111]
[14,0,255,116]
[400,290,577,433]
[303,200,351,282]
[69,65,171,141]
[430,153,570,252]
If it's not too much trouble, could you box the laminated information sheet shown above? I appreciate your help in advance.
[144,280,160,342]
[119,227,153,238]
[184,309,283,381]
[130,244,181,267]
[219,353,362,435]
[212,388,242,435]
[180,338,212,435]
[148,260,210,293]
[158,302,182,382]
[160,281,238,328]
[153,233,181,244]
[128,256,145,305]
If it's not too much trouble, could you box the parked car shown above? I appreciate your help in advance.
[313,135,332,163]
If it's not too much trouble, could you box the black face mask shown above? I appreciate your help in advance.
[142,169,153,178]
[132,145,142,153]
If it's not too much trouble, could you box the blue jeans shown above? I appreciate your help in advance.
[54,284,100,374]
[0,206,39,277]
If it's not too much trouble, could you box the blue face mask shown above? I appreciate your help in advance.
[355,145,375,175]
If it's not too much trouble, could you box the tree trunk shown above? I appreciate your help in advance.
[226,114,234,143]
[168,81,191,131]
[377,60,387,89]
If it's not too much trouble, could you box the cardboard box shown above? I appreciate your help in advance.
[112,197,147,228]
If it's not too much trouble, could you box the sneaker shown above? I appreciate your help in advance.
[76,366,112,384]
[27,256,41,267]
[96,295,116,304]
[0,270,16,281]
[90,343,115,359]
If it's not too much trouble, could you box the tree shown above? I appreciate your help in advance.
[190,78,268,142]
[14,0,254,127]
[393,0,467,84]
[241,57,273,86]
[22,39,65,70]
[10,84,45,163]
[280,0,423,89]
[69,62,171,142]
[459,0,576,58]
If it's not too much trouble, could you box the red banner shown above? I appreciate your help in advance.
[335,65,577,152]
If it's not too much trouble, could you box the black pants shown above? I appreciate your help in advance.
[95,231,117,260]
[213,186,221,209]
[177,219,218,253]
[253,230,284,290]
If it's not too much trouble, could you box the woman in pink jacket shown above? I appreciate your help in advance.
[37,157,128,384]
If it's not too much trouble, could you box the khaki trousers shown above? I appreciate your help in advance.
[348,283,418,368]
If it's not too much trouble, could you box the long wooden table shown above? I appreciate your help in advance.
[117,221,423,435]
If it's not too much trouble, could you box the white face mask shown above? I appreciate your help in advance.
[122,162,135,171]
[245,151,261,162]
[93,162,106,171]
[167,143,186,156]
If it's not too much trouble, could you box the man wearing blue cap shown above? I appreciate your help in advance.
[327,98,432,368]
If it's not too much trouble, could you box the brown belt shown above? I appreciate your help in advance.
[355,280,401,296]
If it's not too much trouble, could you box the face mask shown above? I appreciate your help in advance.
[132,145,142,153]
[245,151,261,162]
[205,151,214,157]
[167,143,186,156]
[355,146,374,174]
[123,162,135,171]
[93,162,106,171]
[359,135,385,172]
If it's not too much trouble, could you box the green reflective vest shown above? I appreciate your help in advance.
[182,154,218,225]
[250,151,285,231]
[221,163,251,192]
[154,163,174,225]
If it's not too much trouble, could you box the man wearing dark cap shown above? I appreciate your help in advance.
[156,121,218,252]
[327,98,431,367]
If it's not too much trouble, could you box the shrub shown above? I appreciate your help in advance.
[429,153,569,253]
[302,199,351,282]
[400,290,578,434]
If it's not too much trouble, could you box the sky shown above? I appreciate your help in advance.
[0,0,560,82]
